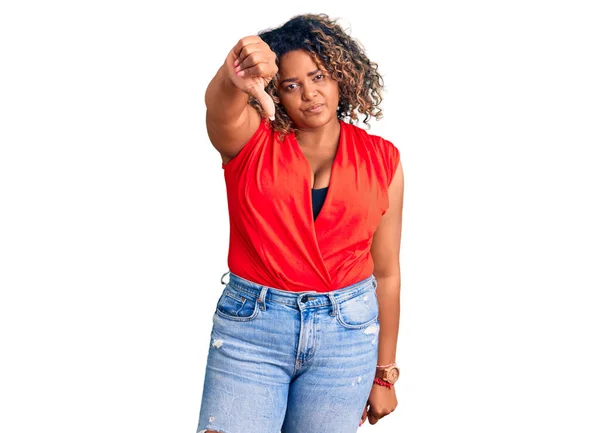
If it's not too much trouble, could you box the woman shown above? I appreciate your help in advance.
[197,13,403,433]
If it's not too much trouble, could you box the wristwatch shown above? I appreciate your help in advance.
[375,364,400,385]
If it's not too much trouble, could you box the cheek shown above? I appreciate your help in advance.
[326,83,340,102]
[279,94,300,111]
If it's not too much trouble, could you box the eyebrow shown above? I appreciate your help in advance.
[279,69,322,85]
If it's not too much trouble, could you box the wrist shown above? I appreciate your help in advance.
[373,377,393,388]
[374,362,400,385]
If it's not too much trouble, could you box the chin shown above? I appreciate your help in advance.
[302,111,336,126]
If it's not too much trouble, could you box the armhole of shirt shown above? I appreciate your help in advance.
[385,139,401,188]
[221,117,271,170]
[379,137,401,216]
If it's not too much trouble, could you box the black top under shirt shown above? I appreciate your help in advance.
[311,186,329,221]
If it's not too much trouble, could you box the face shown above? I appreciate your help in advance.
[276,49,340,129]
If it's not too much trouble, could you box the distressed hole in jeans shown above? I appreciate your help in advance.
[364,323,378,335]
[364,322,379,344]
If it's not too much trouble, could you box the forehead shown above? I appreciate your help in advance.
[278,49,324,77]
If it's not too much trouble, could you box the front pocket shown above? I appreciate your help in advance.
[336,287,379,329]
[215,287,260,322]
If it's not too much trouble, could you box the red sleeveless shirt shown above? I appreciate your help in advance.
[222,118,400,292]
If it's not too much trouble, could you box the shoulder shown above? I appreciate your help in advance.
[343,121,400,187]
[221,117,275,169]
[343,121,399,159]
[343,121,397,149]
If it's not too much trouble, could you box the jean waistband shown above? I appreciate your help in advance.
[220,271,377,309]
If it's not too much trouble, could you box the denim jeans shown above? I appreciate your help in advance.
[196,271,380,433]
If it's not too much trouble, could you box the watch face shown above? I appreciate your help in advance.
[387,367,400,383]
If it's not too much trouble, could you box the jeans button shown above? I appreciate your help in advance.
[301,295,308,303]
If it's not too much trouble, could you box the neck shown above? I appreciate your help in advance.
[294,118,341,150]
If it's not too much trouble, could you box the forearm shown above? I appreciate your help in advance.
[374,274,401,365]
[205,63,250,125]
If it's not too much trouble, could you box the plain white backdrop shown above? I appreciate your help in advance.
[1,1,599,432]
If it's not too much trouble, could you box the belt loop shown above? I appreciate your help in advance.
[258,286,268,311]
[327,293,338,317]
[220,270,230,285]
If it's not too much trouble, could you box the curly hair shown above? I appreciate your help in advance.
[248,13,384,139]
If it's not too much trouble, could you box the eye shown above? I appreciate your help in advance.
[315,74,325,80]
[285,83,298,91]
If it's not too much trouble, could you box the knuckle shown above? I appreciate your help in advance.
[374,409,390,417]
[242,81,257,92]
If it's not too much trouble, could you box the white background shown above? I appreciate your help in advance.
[1,1,599,432]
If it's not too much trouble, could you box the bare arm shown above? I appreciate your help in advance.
[205,63,259,164]
[370,158,404,366]
[205,36,277,164]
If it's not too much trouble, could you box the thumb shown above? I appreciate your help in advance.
[367,408,379,425]
[247,83,276,120]
[360,404,368,426]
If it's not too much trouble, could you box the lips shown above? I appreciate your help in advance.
[305,104,324,112]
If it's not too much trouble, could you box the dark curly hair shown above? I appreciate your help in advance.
[248,13,384,139]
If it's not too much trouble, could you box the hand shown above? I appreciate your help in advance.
[360,383,398,426]
[225,36,278,119]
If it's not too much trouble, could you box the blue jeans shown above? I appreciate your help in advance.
[196,271,380,433]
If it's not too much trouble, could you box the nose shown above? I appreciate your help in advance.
[301,82,317,101]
